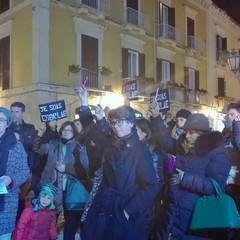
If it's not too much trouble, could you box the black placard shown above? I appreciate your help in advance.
[150,88,170,112]
[39,100,68,122]
[122,80,138,100]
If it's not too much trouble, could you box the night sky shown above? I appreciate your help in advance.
[212,0,240,24]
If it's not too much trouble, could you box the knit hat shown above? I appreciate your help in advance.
[39,183,58,210]
[0,107,12,127]
[176,109,191,119]
[182,113,211,132]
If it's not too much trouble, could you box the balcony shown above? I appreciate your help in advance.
[58,0,110,17]
[186,36,204,55]
[124,7,149,33]
[216,50,228,67]
[156,23,180,45]
[72,68,99,89]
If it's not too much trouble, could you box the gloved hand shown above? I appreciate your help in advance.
[170,168,184,185]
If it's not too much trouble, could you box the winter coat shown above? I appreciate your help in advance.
[0,141,30,235]
[151,116,231,240]
[9,121,36,171]
[33,137,89,211]
[79,108,159,240]
[14,204,57,240]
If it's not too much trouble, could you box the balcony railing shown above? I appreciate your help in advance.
[73,68,99,89]
[58,0,110,16]
[186,36,204,54]
[125,7,149,31]
[216,50,228,64]
[156,23,180,43]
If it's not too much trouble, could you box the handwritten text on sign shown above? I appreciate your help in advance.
[39,100,68,122]
[150,88,170,112]
[122,80,138,100]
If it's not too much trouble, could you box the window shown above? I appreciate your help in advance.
[157,59,174,83]
[158,2,175,26]
[0,0,9,14]
[0,36,10,90]
[161,60,170,83]
[184,67,199,103]
[122,48,145,81]
[128,50,139,79]
[216,35,227,61]
[81,34,99,88]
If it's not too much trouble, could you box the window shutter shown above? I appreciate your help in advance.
[139,53,145,77]
[122,48,128,79]
[168,7,175,27]
[195,70,199,90]
[157,59,162,82]
[218,78,225,97]
[170,62,175,82]
[0,36,10,90]
[222,38,227,51]
[159,2,163,24]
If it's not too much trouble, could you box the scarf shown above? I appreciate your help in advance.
[0,128,17,211]
[181,139,195,154]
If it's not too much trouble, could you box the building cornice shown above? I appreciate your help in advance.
[190,0,240,33]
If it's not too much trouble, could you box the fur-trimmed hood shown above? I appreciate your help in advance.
[195,131,224,155]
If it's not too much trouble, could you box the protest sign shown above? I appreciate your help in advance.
[150,88,170,112]
[39,100,68,122]
[122,80,138,100]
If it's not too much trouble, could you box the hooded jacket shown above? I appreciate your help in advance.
[14,203,57,240]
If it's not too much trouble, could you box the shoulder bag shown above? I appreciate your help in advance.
[65,176,89,211]
[190,178,240,230]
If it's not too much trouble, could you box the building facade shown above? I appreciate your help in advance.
[0,0,239,127]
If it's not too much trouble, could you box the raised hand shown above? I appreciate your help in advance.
[77,85,88,106]
[147,101,160,118]
[95,104,104,120]
[37,122,47,137]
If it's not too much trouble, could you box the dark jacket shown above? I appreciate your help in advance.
[80,108,158,240]
[151,116,231,240]
[10,121,36,171]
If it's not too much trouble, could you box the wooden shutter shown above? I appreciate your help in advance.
[157,59,162,82]
[218,78,225,97]
[159,2,163,24]
[139,53,145,77]
[170,62,175,82]
[0,36,10,90]
[122,48,128,79]
[81,34,98,72]
[222,38,227,51]
[195,70,199,90]
[168,7,175,27]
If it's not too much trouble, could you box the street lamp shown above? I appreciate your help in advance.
[227,49,240,80]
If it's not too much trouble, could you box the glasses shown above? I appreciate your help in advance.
[108,119,127,128]
[0,118,7,124]
[62,129,73,133]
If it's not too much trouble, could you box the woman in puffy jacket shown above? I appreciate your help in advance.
[148,101,231,240]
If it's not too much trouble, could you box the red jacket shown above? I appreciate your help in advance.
[14,204,57,240]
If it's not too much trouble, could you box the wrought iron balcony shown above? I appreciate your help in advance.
[72,68,99,89]
[186,36,204,54]
[58,0,110,16]
[124,7,149,31]
[216,50,228,66]
[156,23,180,43]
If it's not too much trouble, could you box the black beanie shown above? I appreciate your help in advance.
[176,109,191,119]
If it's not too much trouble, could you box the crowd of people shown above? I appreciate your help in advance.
[0,86,240,240]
